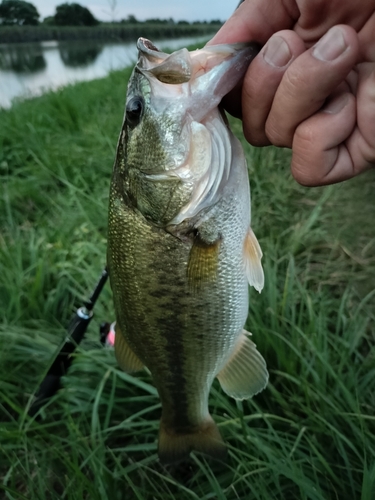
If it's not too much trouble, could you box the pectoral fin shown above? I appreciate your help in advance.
[187,234,221,291]
[217,330,268,400]
[243,228,264,293]
[115,325,144,373]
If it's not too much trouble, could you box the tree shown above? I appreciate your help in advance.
[125,14,138,24]
[42,16,55,25]
[54,3,99,26]
[0,0,40,25]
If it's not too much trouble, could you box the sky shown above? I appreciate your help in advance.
[33,1,239,23]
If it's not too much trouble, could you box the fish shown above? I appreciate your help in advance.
[107,38,268,464]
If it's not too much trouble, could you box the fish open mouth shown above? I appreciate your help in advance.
[136,37,260,86]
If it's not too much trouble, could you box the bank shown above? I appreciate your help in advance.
[0,22,221,44]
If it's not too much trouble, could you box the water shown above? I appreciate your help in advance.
[0,35,211,109]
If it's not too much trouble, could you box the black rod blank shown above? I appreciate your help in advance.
[28,268,108,417]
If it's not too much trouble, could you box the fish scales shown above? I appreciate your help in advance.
[107,38,268,463]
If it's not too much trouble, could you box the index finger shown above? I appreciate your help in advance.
[208,0,297,45]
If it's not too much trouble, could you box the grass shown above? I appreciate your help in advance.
[1,57,375,499]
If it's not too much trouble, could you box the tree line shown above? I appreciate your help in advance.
[0,1,222,27]
[0,1,97,26]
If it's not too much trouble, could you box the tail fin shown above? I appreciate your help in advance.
[158,416,227,464]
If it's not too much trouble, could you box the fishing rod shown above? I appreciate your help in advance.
[28,267,109,417]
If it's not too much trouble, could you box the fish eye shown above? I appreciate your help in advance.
[126,96,144,127]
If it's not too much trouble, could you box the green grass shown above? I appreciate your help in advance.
[1,61,375,499]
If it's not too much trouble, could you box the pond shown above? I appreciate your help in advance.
[0,35,212,109]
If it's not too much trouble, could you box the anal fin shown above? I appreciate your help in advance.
[217,330,268,400]
[114,324,144,373]
[243,227,264,293]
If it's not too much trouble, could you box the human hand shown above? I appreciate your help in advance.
[210,0,375,186]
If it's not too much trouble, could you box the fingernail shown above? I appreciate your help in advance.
[313,26,348,61]
[323,93,349,114]
[263,36,292,68]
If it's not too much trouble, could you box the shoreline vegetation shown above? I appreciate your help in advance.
[1,51,375,497]
[0,22,222,44]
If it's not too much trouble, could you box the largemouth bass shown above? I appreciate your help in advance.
[107,38,268,464]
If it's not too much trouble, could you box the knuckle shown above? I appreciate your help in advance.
[291,163,316,186]
[282,65,311,97]
[290,125,320,186]
[294,121,316,147]
[243,124,270,147]
[265,118,292,147]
